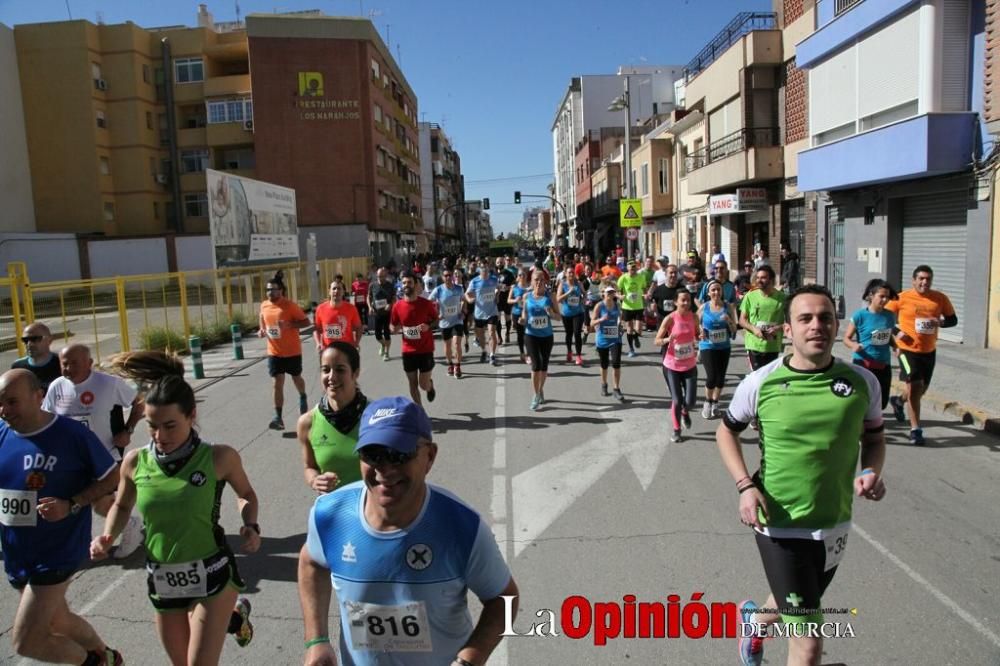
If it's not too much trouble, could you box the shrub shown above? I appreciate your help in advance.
[139,326,186,352]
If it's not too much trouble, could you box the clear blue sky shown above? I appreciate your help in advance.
[1,0,773,234]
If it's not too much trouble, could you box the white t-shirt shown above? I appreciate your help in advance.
[43,371,137,459]
[652,269,670,286]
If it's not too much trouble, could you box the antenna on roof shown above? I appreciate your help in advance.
[65,0,73,19]
[235,0,242,25]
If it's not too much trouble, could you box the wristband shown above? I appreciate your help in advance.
[735,476,751,487]
[856,468,875,478]
[243,523,260,535]
[305,636,330,649]
[738,483,756,494]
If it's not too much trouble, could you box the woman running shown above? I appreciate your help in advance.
[590,285,626,401]
[556,270,586,366]
[92,351,260,665]
[508,269,531,364]
[519,271,561,411]
[655,290,701,442]
[296,342,367,494]
[842,278,899,410]
[697,280,738,418]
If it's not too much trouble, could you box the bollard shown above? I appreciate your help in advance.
[189,336,205,379]
[231,324,244,360]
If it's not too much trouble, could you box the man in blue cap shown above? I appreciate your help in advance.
[298,396,518,666]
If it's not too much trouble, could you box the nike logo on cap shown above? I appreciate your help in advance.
[368,408,398,424]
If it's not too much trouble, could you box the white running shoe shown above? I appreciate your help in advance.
[702,402,712,419]
[114,515,144,559]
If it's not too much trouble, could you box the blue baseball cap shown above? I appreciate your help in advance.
[355,396,433,454]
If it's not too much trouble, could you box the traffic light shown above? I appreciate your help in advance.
[514,191,521,204]
[483,197,490,210]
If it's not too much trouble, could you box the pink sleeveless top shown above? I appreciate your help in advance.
[663,311,698,372]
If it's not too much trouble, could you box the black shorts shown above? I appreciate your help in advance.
[475,316,499,329]
[754,530,840,624]
[373,312,391,341]
[898,349,936,385]
[440,324,465,340]
[147,550,245,612]
[597,344,622,370]
[402,352,435,374]
[267,354,303,377]
[497,295,511,314]
[8,566,77,590]
[747,350,779,371]
[622,309,644,322]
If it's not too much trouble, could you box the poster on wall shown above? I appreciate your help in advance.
[206,169,300,268]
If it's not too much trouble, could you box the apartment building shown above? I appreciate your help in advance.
[419,122,464,254]
[987,0,1000,349]
[0,24,34,232]
[632,122,676,259]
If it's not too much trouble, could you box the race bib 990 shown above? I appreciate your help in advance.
[347,600,432,652]
[0,489,36,527]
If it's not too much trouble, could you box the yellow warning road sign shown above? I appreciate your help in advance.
[620,199,642,228]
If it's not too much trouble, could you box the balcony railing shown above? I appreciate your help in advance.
[835,0,863,17]
[685,127,780,173]
[684,12,778,82]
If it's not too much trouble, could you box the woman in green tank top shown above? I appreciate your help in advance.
[297,342,368,493]
[90,352,261,665]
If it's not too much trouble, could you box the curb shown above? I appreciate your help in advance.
[890,379,1000,435]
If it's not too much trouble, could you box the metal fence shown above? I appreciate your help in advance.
[1,257,369,369]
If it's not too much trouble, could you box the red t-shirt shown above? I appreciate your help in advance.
[390,297,438,354]
[314,300,362,347]
[351,280,369,305]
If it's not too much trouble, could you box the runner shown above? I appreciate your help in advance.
[390,271,438,407]
[519,271,561,411]
[617,261,649,358]
[428,268,466,378]
[350,273,370,336]
[885,265,958,445]
[93,351,260,664]
[508,269,531,364]
[590,286,626,401]
[313,281,362,350]
[582,262,600,344]
[12,321,61,392]
[496,257,516,345]
[0,369,124,666]
[465,265,501,366]
[368,268,397,361]
[298,396,518,665]
[258,272,311,430]
[716,284,886,666]
[739,265,787,371]
[556,269,586,366]
[699,259,737,308]
[681,251,706,304]
[698,280,739,418]
[842,279,900,412]
[655,290,701,442]
[648,264,682,330]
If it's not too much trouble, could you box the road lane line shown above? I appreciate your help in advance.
[853,523,1000,649]
[491,360,510,666]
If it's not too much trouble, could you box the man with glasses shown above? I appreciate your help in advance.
[699,260,737,308]
[298,396,518,666]
[734,261,755,301]
[259,274,311,430]
[429,269,466,378]
[12,322,61,392]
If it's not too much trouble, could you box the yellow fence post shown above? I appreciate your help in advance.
[7,263,26,357]
[116,277,130,353]
[178,272,190,342]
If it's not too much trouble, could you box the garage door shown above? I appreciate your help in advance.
[901,191,967,342]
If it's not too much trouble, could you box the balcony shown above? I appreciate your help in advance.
[684,12,778,83]
[798,0,920,68]
[685,127,782,194]
[177,127,207,149]
[206,122,253,146]
[204,74,251,98]
[797,112,978,192]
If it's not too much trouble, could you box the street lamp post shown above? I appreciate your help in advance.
[609,76,638,261]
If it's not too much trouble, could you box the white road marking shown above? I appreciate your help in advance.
[853,523,1000,649]
[491,361,510,665]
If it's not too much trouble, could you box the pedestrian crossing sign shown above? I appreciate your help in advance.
[620,199,642,228]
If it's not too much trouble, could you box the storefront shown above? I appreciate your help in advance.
[709,187,768,265]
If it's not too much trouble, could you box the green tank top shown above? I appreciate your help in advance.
[308,407,363,486]
[135,443,225,564]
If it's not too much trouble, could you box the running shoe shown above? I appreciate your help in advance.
[909,428,925,446]
[299,395,308,415]
[114,515,144,559]
[491,355,499,367]
[268,416,284,431]
[634,336,641,349]
[711,402,719,418]
[612,388,625,402]
[427,383,436,403]
[566,352,573,363]
[383,350,390,362]
[539,390,545,404]
[702,402,712,419]
[447,364,455,376]
[671,429,682,443]
[738,599,764,666]
[101,648,124,666]
[455,365,463,379]
[889,395,906,423]
[505,333,511,344]
[480,351,488,364]
[682,410,692,430]
[601,384,610,397]
[529,394,541,411]
[233,597,254,647]
[627,350,637,358]
[575,354,584,366]
[472,338,481,349]
[464,340,470,353]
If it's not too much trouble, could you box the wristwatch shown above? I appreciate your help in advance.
[125,425,135,435]
[69,501,83,515]
[244,523,261,535]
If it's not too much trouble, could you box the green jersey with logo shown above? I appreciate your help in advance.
[723,356,883,537]
[739,288,787,352]
[617,274,648,311]
[308,409,363,486]
[135,444,225,563]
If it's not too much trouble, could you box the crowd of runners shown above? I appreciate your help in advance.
[0,247,958,665]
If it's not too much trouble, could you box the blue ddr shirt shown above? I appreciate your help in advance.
[306,482,511,666]
[466,276,499,320]
[850,307,896,365]
[0,415,116,582]
[429,284,465,328]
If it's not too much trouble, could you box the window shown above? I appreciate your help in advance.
[641,163,649,196]
[220,148,255,170]
[103,202,115,221]
[374,104,382,124]
[376,148,385,168]
[99,156,110,175]
[184,193,208,217]
[678,143,689,177]
[180,149,209,173]
[96,110,107,129]
[142,64,151,84]
[91,62,102,80]
[206,98,252,124]
[371,59,380,81]
[146,111,153,130]
[174,58,204,84]
[658,158,669,194]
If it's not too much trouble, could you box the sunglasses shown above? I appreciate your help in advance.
[21,335,44,343]
[359,445,419,466]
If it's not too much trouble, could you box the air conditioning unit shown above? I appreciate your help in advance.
[155,174,168,185]
[95,78,108,91]
[242,119,253,131]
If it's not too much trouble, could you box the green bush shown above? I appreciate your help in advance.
[139,326,186,352]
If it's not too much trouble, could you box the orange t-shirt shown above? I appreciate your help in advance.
[885,289,955,353]
[601,265,622,279]
[259,297,307,357]
[314,300,361,347]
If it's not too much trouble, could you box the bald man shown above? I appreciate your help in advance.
[11,322,61,392]
[0,369,124,664]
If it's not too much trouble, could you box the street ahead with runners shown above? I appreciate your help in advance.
[2,321,997,665]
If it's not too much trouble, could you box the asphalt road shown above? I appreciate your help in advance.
[2,327,998,665]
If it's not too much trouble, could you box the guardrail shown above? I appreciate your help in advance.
[685,127,780,173]
[683,12,778,83]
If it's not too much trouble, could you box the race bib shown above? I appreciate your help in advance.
[530,316,549,329]
[402,326,422,340]
[443,304,459,318]
[567,296,580,308]
[915,317,937,334]
[480,291,495,303]
[347,600,432,653]
[628,292,641,303]
[673,342,695,360]
[686,283,699,294]
[374,299,388,310]
[266,326,281,340]
[823,525,850,572]
[870,328,892,346]
[150,559,207,599]
[663,299,676,312]
[324,324,343,340]
[73,415,91,429]
[601,325,620,338]
[709,328,729,344]
[0,489,36,527]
